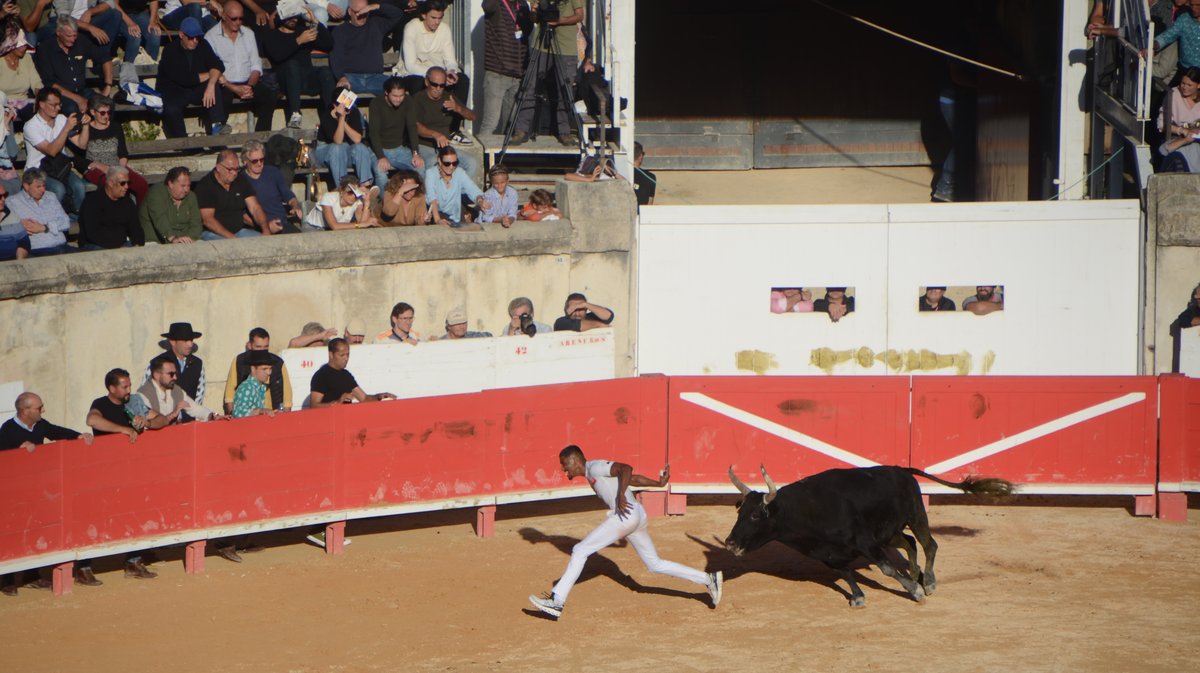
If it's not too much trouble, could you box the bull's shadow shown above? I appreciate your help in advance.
[518,527,705,607]
[686,533,909,604]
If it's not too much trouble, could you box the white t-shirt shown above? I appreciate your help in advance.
[585,460,638,514]
[304,191,359,230]
[23,113,67,170]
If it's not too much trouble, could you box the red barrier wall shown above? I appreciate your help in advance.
[3,374,1193,572]
[0,377,668,570]
[1157,375,1200,520]
[910,377,1158,493]
[666,377,911,490]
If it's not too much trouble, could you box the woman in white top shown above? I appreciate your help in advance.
[304,176,380,230]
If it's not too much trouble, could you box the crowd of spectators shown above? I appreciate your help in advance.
[0,292,614,592]
[0,0,631,260]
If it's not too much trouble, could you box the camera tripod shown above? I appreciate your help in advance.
[496,15,584,164]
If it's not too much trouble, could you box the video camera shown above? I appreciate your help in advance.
[536,0,563,24]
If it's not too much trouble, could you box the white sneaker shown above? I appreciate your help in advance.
[528,592,563,618]
[306,532,353,548]
[450,131,473,146]
[288,112,303,129]
[707,571,723,607]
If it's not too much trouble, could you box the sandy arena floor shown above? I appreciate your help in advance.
[651,167,937,205]
[1,495,1198,673]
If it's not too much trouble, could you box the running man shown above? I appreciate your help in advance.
[528,445,723,618]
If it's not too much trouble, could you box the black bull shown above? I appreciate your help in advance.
[724,465,1013,607]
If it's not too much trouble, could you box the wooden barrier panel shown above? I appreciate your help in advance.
[666,376,912,492]
[0,378,667,573]
[1157,375,1200,521]
[911,377,1158,497]
[0,441,66,563]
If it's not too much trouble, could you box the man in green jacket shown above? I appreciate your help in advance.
[139,166,203,244]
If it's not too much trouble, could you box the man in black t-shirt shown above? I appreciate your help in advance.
[86,368,167,443]
[553,292,615,333]
[195,149,275,240]
[308,338,396,407]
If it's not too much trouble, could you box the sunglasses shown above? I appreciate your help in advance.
[247,157,265,164]
[94,109,110,116]
[441,160,458,167]
[116,180,129,186]
[227,15,244,22]
[427,81,446,89]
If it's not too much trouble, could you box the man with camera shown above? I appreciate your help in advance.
[500,296,551,336]
[509,0,583,146]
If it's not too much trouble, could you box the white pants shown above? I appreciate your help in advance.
[551,504,710,604]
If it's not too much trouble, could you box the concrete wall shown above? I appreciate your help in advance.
[0,180,637,429]
[638,200,1142,377]
[1145,174,1200,374]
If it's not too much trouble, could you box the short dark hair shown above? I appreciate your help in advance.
[391,302,414,320]
[35,87,60,105]
[421,0,447,15]
[559,445,585,461]
[634,141,645,160]
[529,189,553,207]
[328,337,348,352]
[425,65,447,81]
[248,327,270,341]
[150,355,176,374]
[165,166,191,184]
[104,368,130,389]
[437,145,458,161]
[383,76,406,94]
[489,164,509,179]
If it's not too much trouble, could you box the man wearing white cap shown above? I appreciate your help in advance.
[343,318,367,344]
[430,306,491,341]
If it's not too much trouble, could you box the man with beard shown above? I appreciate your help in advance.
[962,285,1004,315]
[919,286,956,312]
[132,355,222,424]
[87,367,168,442]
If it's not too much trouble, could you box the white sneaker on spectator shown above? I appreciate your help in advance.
[450,131,472,146]
[288,112,303,129]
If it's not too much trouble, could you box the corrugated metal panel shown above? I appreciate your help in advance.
[637,119,754,170]
[754,119,930,168]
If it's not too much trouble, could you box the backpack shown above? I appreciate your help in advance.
[265,134,301,184]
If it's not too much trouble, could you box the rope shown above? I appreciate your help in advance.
[806,0,1026,82]
[1047,146,1125,200]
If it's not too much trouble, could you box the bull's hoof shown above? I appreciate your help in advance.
[849,596,866,609]
[922,576,938,595]
[911,586,927,604]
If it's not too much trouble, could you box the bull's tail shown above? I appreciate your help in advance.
[905,468,1015,498]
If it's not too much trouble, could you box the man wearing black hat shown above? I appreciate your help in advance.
[146,322,206,406]
[223,327,292,415]
[230,350,277,418]
[919,286,956,312]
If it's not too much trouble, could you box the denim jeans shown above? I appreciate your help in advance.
[343,73,390,97]
[277,60,335,117]
[377,146,417,186]
[90,9,138,62]
[314,142,377,187]
[162,5,217,32]
[201,228,262,241]
[46,173,87,214]
[126,11,163,62]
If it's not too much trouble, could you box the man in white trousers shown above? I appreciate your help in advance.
[528,444,723,618]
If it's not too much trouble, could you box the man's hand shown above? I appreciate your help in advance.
[149,18,164,35]
[322,327,338,340]
[203,83,217,108]
[65,112,80,132]
[169,235,195,244]
[21,219,47,234]
[291,204,304,221]
[336,76,350,89]
[124,16,141,37]
[122,426,139,443]
[377,392,397,401]
[442,95,458,114]
[327,2,344,19]
[658,464,671,487]
[446,71,458,85]
[267,218,283,234]
[828,302,847,322]
[20,440,36,453]
[297,26,318,44]
[614,493,632,519]
[565,297,588,315]
[377,156,393,174]
[253,8,269,25]
[338,392,355,404]
[80,433,94,445]
[85,24,110,44]
[500,216,513,228]
[412,153,425,170]
[432,132,449,148]
[236,84,254,100]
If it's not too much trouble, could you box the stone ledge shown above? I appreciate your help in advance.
[0,220,575,299]
[1149,173,1200,247]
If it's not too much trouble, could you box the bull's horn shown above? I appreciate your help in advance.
[728,466,752,496]
[760,464,778,504]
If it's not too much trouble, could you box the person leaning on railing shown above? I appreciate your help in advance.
[307,337,395,406]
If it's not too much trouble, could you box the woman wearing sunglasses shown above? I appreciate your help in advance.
[424,146,488,225]
[70,95,150,203]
